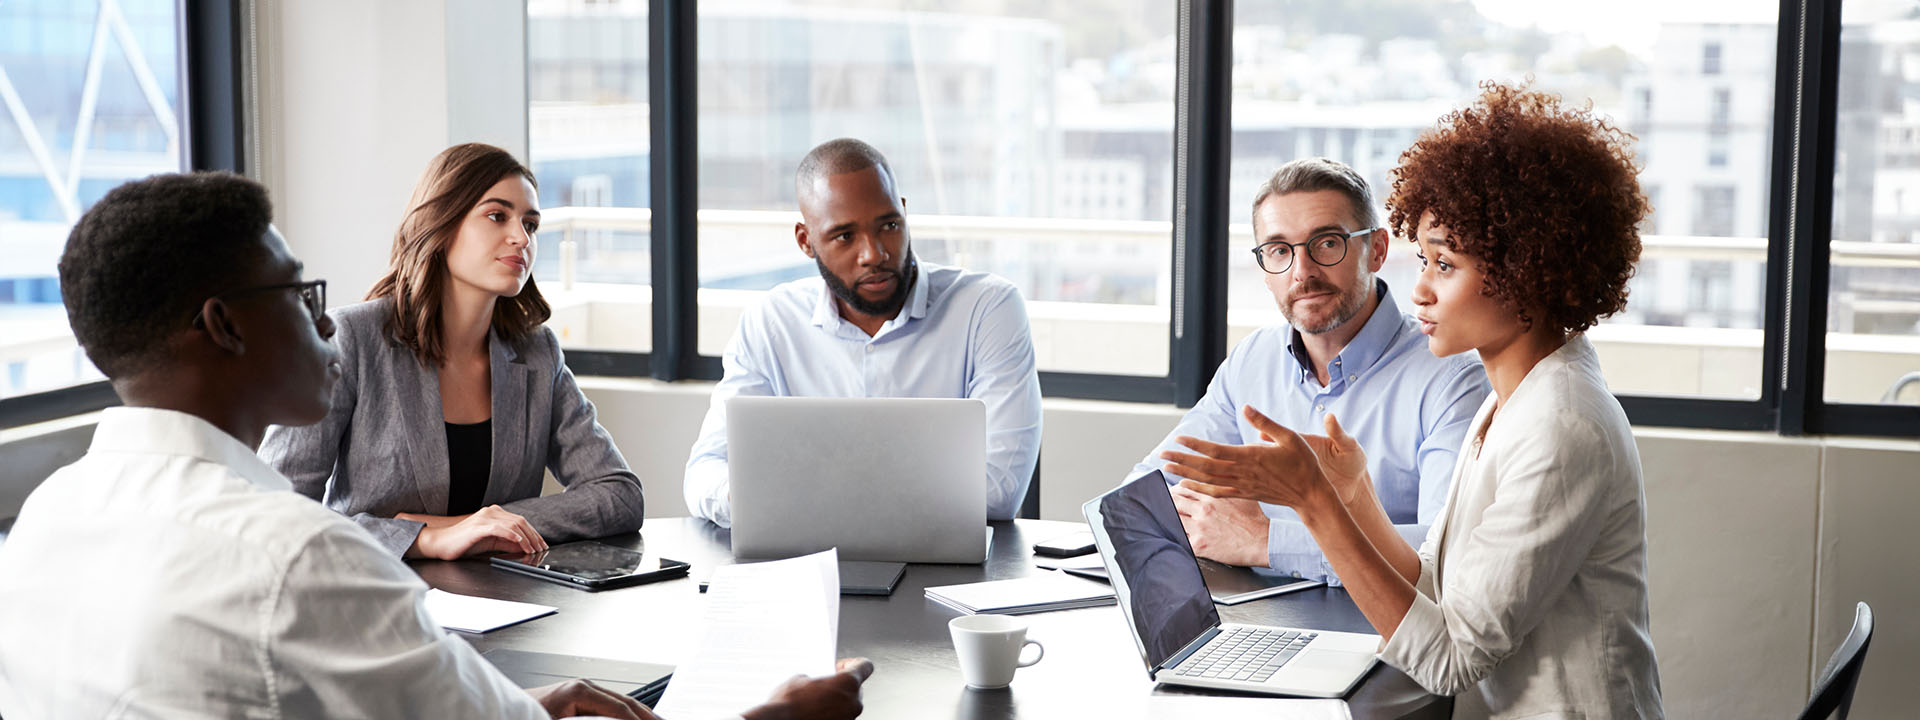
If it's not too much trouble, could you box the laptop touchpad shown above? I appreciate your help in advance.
[1285,649,1376,682]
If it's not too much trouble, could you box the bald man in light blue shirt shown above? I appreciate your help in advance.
[685,139,1043,527]
[1131,158,1488,585]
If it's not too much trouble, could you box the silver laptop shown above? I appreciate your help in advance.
[1083,471,1381,698]
[727,396,988,564]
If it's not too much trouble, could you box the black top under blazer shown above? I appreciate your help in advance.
[259,298,645,555]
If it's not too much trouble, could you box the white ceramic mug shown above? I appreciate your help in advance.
[948,614,1045,689]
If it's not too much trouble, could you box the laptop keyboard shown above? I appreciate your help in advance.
[1172,627,1317,683]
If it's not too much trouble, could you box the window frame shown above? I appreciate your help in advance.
[582,0,1919,437]
[9,0,1917,438]
[0,0,244,429]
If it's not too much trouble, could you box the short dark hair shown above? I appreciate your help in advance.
[1252,157,1378,229]
[795,138,895,198]
[59,172,273,378]
[1387,81,1646,334]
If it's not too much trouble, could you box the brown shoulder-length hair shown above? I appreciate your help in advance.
[367,143,552,367]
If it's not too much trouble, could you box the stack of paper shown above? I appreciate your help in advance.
[925,570,1115,615]
[652,549,840,718]
[421,589,556,633]
[1031,552,1106,571]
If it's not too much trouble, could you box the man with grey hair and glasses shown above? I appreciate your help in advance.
[1125,157,1489,585]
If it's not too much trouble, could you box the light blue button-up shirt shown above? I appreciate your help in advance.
[685,262,1044,528]
[1130,281,1489,584]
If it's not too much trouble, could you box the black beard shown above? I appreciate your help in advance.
[817,253,915,318]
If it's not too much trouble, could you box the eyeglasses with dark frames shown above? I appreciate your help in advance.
[191,280,328,328]
[1250,227,1380,274]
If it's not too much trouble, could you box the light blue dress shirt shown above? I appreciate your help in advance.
[1130,281,1489,584]
[685,261,1044,527]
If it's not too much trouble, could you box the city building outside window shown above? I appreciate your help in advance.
[1227,1,1781,400]
[0,0,184,400]
[1829,6,1920,406]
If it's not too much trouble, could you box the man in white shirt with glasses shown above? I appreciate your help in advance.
[0,172,870,719]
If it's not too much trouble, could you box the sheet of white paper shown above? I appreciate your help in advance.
[653,549,840,719]
[420,589,555,633]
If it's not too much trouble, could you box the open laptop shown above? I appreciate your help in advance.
[727,396,988,564]
[1083,471,1381,698]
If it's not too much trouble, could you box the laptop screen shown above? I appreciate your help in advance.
[1084,471,1222,671]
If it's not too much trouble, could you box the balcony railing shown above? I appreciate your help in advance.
[535,206,1920,404]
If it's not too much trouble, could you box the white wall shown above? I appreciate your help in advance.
[255,0,527,305]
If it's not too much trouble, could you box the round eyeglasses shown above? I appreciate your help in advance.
[1250,227,1379,274]
[191,279,328,328]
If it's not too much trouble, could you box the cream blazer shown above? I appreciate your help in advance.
[1380,335,1664,719]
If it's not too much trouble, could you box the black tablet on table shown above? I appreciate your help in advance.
[490,540,690,591]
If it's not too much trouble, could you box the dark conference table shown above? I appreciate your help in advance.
[415,518,1450,719]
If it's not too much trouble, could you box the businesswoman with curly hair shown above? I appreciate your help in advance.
[262,143,644,560]
[1162,82,1664,719]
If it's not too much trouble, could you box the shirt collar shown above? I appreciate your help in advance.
[87,407,291,492]
[903,259,931,321]
[809,259,931,333]
[1285,279,1403,382]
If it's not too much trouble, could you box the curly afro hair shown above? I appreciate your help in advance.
[58,172,272,379]
[1387,81,1646,334]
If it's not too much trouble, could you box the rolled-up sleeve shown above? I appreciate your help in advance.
[967,286,1041,521]
[1134,349,1242,483]
[1401,362,1490,550]
[1378,415,1614,696]
[684,311,778,528]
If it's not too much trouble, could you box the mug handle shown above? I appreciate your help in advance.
[1017,639,1045,668]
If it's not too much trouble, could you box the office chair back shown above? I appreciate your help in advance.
[1794,602,1873,720]
[1017,450,1041,519]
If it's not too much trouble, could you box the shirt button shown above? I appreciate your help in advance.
[865,346,874,353]
[1316,403,1326,412]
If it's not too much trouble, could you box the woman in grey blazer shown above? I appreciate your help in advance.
[261,143,643,559]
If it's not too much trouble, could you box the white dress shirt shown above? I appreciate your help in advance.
[0,407,546,719]
[684,261,1044,527]
[1380,336,1664,719]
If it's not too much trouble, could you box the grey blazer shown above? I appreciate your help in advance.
[259,298,644,555]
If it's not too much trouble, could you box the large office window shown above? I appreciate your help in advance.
[692,1,1177,377]
[1827,7,1920,407]
[1226,2,1778,401]
[516,1,1913,435]
[526,0,653,353]
[0,0,182,400]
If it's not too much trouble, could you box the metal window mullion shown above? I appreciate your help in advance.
[649,0,698,382]
[1170,0,1231,409]
[1779,0,1842,435]
[181,0,245,173]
